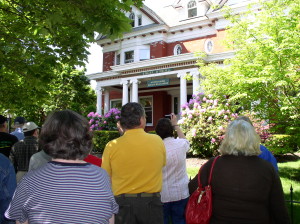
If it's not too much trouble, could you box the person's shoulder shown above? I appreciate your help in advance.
[1,132,18,141]
[0,153,12,167]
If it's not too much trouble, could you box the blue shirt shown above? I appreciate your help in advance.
[259,145,278,171]
[0,153,16,223]
[10,128,24,141]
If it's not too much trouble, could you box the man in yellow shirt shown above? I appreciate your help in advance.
[102,102,166,224]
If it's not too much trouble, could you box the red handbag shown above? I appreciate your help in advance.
[185,156,220,224]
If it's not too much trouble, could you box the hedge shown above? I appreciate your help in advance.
[92,131,121,154]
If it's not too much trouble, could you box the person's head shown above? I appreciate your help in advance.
[219,120,261,156]
[155,118,174,139]
[120,102,146,130]
[23,122,39,137]
[39,110,93,160]
[0,115,7,129]
[235,116,253,126]
[13,116,26,128]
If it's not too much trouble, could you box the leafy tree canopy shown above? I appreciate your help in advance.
[8,65,96,125]
[0,0,142,114]
[198,0,300,134]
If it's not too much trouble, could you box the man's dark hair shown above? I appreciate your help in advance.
[39,110,93,160]
[120,102,145,130]
[24,129,36,137]
[155,118,174,139]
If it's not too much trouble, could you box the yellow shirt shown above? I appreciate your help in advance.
[102,128,166,196]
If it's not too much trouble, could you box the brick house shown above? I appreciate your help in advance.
[86,0,254,131]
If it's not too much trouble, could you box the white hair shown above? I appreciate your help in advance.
[219,120,261,156]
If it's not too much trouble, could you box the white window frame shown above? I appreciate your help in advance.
[115,53,121,65]
[139,49,150,61]
[187,0,197,18]
[129,12,135,27]
[173,44,182,55]
[110,99,122,110]
[204,39,214,53]
[139,96,153,126]
[138,15,142,26]
[124,50,134,64]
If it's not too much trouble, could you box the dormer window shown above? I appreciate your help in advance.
[129,12,135,27]
[138,15,142,26]
[188,0,197,18]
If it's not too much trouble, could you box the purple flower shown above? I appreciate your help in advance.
[208,116,213,121]
[203,97,207,101]
[211,138,216,143]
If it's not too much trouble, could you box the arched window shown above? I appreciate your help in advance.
[129,12,135,27]
[188,0,197,18]
[173,44,182,55]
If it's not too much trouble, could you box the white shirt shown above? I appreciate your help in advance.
[161,137,190,203]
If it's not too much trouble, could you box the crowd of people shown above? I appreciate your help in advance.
[0,103,290,224]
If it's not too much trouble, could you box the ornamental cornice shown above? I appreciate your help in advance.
[86,51,235,81]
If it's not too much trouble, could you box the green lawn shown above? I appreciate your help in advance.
[187,159,300,223]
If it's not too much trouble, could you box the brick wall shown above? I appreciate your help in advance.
[103,51,115,71]
[150,41,167,59]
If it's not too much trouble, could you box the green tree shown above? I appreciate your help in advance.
[198,0,300,134]
[0,0,142,112]
[8,65,96,125]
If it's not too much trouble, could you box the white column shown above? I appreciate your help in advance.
[121,80,129,105]
[130,78,139,103]
[192,71,200,95]
[177,72,187,112]
[104,90,110,113]
[129,84,133,102]
[96,85,103,115]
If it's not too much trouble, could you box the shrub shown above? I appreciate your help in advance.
[92,130,121,154]
[265,134,299,155]
[179,93,239,157]
[87,108,121,131]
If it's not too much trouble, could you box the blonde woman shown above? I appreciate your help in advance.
[189,120,290,224]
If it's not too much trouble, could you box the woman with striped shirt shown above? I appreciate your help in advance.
[5,110,118,224]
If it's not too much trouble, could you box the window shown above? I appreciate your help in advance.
[111,99,122,110]
[116,54,120,65]
[129,12,135,27]
[204,39,214,53]
[139,49,150,61]
[138,15,142,26]
[124,51,134,64]
[188,0,197,18]
[173,44,182,55]
[139,96,153,125]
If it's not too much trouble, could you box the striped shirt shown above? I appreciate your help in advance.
[161,137,190,203]
[5,161,118,224]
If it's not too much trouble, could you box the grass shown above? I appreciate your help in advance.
[186,159,300,224]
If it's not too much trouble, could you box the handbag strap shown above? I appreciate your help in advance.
[197,156,220,188]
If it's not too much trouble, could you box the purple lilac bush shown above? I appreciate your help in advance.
[179,93,239,157]
[87,108,121,131]
[179,93,273,157]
